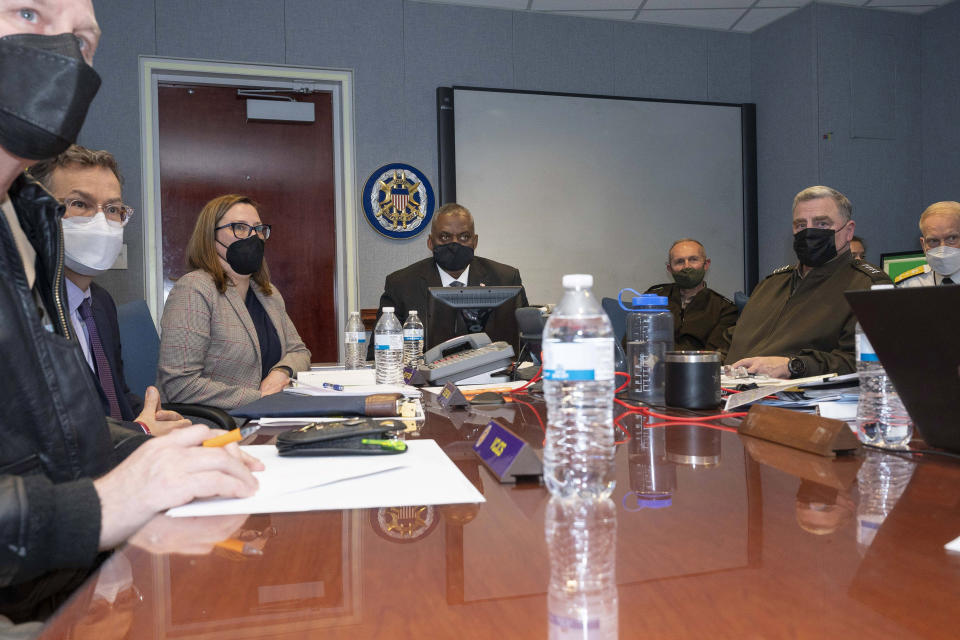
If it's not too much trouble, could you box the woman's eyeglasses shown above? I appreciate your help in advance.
[215,222,272,240]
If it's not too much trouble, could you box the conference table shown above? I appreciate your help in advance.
[40,391,960,639]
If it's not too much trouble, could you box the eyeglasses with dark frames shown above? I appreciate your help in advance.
[215,222,272,240]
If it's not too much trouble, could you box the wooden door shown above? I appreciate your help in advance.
[157,84,337,361]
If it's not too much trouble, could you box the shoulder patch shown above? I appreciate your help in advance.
[852,260,892,283]
[765,264,795,279]
[893,264,928,283]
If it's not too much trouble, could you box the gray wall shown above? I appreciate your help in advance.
[750,3,924,271]
[921,0,960,208]
[80,0,955,306]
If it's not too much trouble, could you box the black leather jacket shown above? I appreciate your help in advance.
[0,175,147,591]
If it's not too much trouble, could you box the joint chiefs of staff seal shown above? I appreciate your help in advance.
[724,251,890,376]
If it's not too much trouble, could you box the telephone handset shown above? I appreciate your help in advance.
[418,332,515,385]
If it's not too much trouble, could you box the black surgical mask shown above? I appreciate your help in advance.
[433,242,474,272]
[0,33,101,160]
[220,236,265,275]
[672,267,705,289]
[793,228,838,268]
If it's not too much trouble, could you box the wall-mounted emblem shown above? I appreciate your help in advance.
[362,163,435,239]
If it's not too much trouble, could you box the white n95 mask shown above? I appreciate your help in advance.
[925,245,960,278]
[62,212,124,276]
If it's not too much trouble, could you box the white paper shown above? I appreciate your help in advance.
[817,400,858,421]
[945,535,960,553]
[724,373,840,411]
[166,440,484,517]
[299,368,376,387]
[285,383,420,398]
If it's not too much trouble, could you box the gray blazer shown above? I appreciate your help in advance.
[157,270,311,409]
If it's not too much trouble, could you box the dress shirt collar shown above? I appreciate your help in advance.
[66,277,92,316]
[437,263,470,287]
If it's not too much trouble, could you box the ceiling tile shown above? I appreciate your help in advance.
[755,0,809,7]
[868,0,942,6]
[816,0,870,6]
[412,0,530,9]
[532,0,640,9]
[732,7,795,30]
[635,8,747,29]
[872,4,941,11]
[547,9,639,19]
[645,0,753,8]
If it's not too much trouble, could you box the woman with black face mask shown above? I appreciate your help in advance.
[156,194,310,409]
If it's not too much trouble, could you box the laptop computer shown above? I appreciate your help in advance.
[844,285,960,453]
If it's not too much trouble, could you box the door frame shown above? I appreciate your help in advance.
[139,56,358,358]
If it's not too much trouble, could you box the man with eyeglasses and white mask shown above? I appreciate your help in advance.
[895,201,960,288]
[29,145,191,431]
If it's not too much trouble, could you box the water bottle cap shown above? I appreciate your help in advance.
[631,294,669,307]
[562,274,593,289]
[409,310,418,316]
[382,306,394,313]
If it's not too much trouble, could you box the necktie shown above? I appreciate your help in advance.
[450,281,464,287]
[943,277,955,285]
[78,298,122,420]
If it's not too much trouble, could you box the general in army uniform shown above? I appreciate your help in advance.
[646,239,738,352]
[895,201,960,288]
[726,186,891,379]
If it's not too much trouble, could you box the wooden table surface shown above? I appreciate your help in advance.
[40,394,960,639]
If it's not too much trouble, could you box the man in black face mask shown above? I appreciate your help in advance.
[0,1,261,612]
[725,186,890,379]
[645,238,738,352]
[371,203,528,355]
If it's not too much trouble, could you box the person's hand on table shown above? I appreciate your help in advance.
[135,385,192,436]
[730,356,791,379]
[129,514,249,555]
[94,425,265,551]
[259,369,290,396]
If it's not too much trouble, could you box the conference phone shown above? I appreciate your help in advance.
[417,332,515,385]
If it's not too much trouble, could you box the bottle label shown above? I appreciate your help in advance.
[857,332,879,362]
[344,331,366,344]
[542,338,614,381]
[403,329,424,341]
[375,334,403,350]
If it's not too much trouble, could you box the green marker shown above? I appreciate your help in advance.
[361,438,407,452]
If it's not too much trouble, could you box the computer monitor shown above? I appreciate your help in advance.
[428,285,523,334]
[880,250,926,282]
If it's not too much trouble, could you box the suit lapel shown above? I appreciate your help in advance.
[467,258,487,286]
[225,285,262,365]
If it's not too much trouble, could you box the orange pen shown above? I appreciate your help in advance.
[202,424,260,447]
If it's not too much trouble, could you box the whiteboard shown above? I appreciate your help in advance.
[447,88,751,305]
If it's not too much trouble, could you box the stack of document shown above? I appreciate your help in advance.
[724,372,859,413]
[291,367,420,398]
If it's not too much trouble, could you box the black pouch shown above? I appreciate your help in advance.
[276,418,408,457]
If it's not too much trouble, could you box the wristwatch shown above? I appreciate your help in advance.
[787,357,806,379]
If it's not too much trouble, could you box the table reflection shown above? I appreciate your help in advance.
[545,498,617,639]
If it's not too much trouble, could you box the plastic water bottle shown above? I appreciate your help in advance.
[343,311,366,369]
[374,307,403,384]
[856,450,915,552]
[625,294,674,404]
[545,497,618,640]
[542,274,616,499]
[402,311,425,367]
[855,285,912,448]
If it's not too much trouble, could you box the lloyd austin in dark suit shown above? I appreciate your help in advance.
[370,203,528,357]
[30,146,189,433]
